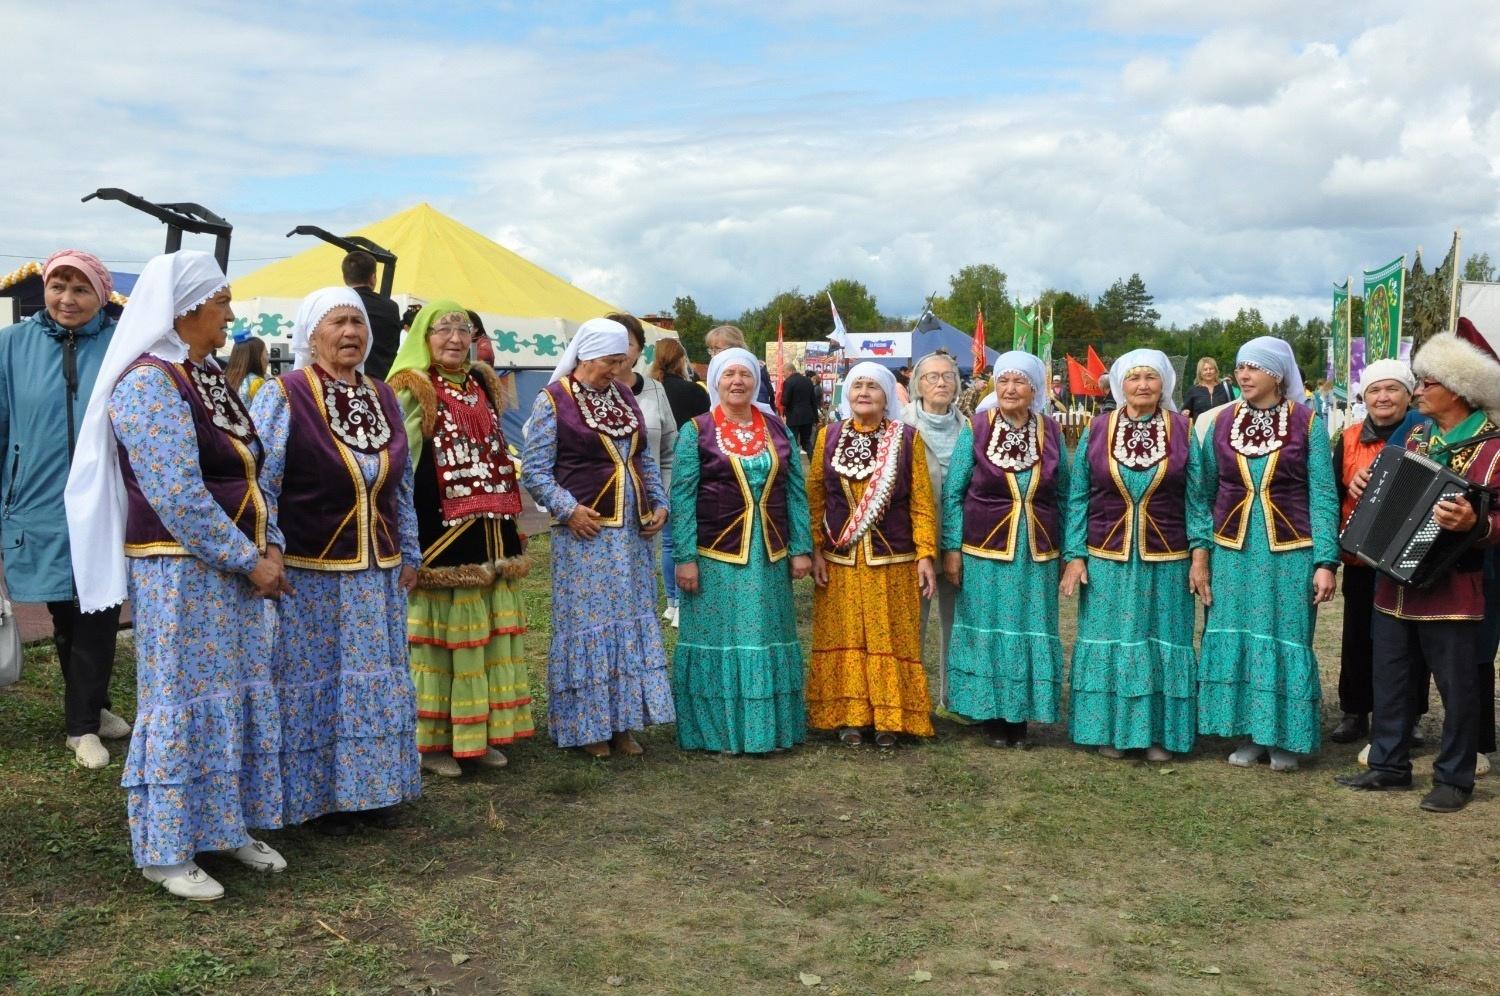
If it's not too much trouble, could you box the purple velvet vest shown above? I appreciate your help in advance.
[1084,409,1191,562]
[543,378,651,529]
[1210,401,1315,551]
[278,367,407,571]
[692,412,794,564]
[119,355,267,556]
[961,411,1063,561]
[820,420,918,565]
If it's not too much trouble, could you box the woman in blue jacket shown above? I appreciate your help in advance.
[0,250,126,768]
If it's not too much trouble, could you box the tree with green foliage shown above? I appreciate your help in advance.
[671,295,716,363]
[1464,251,1495,282]
[931,264,1013,347]
[735,289,824,356]
[822,278,880,333]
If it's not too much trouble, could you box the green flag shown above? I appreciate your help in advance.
[1037,308,1055,368]
[1362,256,1405,362]
[1331,280,1352,395]
[1011,300,1034,353]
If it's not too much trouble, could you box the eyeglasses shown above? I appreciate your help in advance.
[1417,378,1444,391]
[919,371,957,384]
[430,324,474,339]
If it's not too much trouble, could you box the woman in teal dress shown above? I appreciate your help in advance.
[1196,337,1339,771]
[671,347,813,754]
[1061,349,1210,761]
[942,352,1068,747]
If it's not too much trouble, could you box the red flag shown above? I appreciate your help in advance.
[1068,353,1105,397]
[775,315,786,415]
[972,307,987,376]
[1086,345,1107,381]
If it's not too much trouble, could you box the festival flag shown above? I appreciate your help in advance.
[1067,353,1105,396]
[972,306,988,376]
[1362,255,1405,363]
[1331,279,1352,396]
[775,314,786,415]
[1012,299,1035,353]
[1086,345,1107,383]
[826,292,848,350]
[1037,307,1055,369]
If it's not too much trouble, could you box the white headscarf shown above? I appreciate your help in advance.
[549,317,628,384]
[976,350,1049,415]
[707,346,775,414]
[291,286,372,371]
[1357,358,1415,397]
[837,361,903,421]
[1235,335,1305,404]
[64,250,229,611]
[1109,348,1178,412]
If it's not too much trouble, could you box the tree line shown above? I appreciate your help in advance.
[667,251,1494,380]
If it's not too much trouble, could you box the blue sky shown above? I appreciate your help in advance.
[3,0,1496,326]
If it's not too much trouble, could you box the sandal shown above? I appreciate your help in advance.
[581,742,611,759]
[838,728,863,747]
[873,732,898,749]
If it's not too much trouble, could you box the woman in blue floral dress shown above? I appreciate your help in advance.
[252,287,423,834]
[522,318,674,757]
[65,251,293,901]
[670,347,812,754]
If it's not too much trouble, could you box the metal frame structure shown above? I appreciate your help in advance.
[81,188,233,271]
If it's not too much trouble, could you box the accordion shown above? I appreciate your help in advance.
[1340,446,1493,587]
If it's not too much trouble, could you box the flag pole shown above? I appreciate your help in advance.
[1449,228,1464,331]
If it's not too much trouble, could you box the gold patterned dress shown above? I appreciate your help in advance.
[807,419,937,736]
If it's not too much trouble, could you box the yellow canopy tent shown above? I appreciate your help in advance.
[230,202,661,368]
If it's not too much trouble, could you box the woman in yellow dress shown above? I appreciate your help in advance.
[808,361,937,747]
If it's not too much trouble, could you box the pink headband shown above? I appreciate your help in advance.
[42,249,113,304]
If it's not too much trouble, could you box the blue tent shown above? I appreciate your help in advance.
[907,310,1000,376]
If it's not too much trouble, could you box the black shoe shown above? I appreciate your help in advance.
[1329,713,1368,744]
[358,805,400,829]
[1005,722,1029,749]
[1419,784,1471,813]
[1335,769,1412,791]
[309,812,359,837]
[981,720,1008,748]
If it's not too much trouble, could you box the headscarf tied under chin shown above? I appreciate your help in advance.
[1236,335,1305,404]
[385,298,469,383]
[975,350,1049,415]
[707,347,775,414]
[837,361,903,421]
[64,250,229,612]
[42,248,114,306]
[549,317,628,384]
[291,286,371,371]
[1109,348,1178,412]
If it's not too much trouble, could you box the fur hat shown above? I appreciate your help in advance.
[1411,317,1500,421]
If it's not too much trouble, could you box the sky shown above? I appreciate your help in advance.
[2,0,1497,328]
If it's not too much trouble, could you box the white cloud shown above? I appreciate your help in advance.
[3,0,1499,338]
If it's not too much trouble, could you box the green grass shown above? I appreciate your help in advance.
[2,532,1498,994]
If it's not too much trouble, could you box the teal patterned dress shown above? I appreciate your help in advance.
[1065,422,1209,753]
[941,423,1068,724]
[1195,411,1340,755]
[670,420,813,754]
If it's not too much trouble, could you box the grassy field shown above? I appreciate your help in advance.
[2,533,1497,995]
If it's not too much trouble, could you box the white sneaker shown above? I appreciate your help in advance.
[1268,748,1299,773]
[98,709,133,739]
[1228,743,1267,768]
[66,733,109,769]
[223,839,287,873]
[421,753,462,778]
[1477,753,1491,777]
[670,604,680,629]
[143,862,225,901]
[476,748,508,769]
[662,604,674,622]
[1357,743,1371,767]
